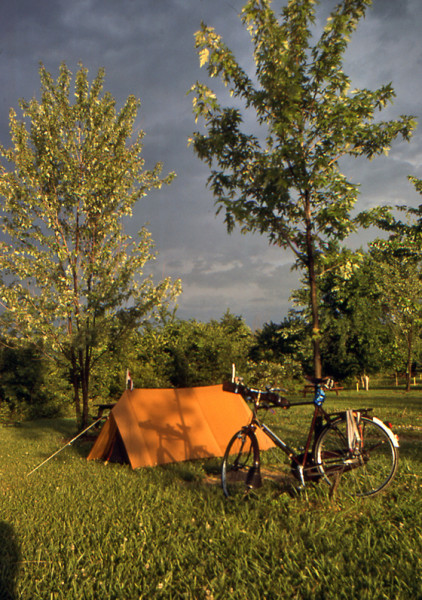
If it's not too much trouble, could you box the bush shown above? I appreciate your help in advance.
[245,357,303,392]
[0,344,68,420]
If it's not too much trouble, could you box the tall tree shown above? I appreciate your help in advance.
[0,63,180,426]
[363,175,422,389]
[190,0,415,377]
[369,239,422,391]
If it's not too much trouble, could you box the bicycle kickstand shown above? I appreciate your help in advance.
[293,465,309,499]
[297,465,306,490]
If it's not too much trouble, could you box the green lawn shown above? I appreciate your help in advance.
[1,389,421,599]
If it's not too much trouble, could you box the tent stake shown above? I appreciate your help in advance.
[27,416,104,477]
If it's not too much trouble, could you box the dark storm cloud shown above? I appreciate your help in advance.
[371,0,412,19]
[0,0,421,327]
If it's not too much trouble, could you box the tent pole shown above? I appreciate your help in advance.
[27,416,104,477]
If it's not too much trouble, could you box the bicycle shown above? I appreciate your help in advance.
[221,377,399,498]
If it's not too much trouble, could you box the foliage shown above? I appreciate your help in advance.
[91,310,303,395]
[368,239,422,390]
[248,317,308,388]
[0,344,48,411]
[124,311,254,389]
[0,63,180,426]
[358,175,422,388]
[251,317,311,365]
[190,0,416,377]
[0,310,305,409]
[245,356,303,391]
[0,342,68,420]
[316,248,395,380]
[290,245,422,382]
[122,311,306,391]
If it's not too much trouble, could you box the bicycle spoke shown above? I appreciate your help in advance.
[315,416,399,497]
[222,431,259,498]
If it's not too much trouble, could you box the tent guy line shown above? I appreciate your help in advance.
[26,416,105,477]
[25,384,270,476]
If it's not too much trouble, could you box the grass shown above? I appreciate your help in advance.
[0,389,421,599]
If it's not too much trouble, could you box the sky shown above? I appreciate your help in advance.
[1,0,422,329]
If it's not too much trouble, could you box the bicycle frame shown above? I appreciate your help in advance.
[262,404,319,458]
[240,378,362,487]
[247,398,325,487]
[222,378,399,497]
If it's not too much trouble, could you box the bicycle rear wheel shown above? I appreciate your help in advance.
[315,415,399,497]
[221,429,260,498]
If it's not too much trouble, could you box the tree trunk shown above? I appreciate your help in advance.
[405,325,413,392]
[80,348,90,429]
[71,367,81,425]
[304,192,322,378]
[81,378,90,428]
[70,347,90,428]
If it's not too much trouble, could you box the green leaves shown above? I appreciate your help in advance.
[191,0,415,376]
[0,63,180,424]
[191,0,415,257]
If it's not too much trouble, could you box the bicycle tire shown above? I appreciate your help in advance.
[221,429,260,498]
[314,415,399,497]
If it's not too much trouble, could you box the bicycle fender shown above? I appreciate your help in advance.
[372,416,400,447]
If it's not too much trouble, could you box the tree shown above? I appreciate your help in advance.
[371,244,422,391]
[250,315,310,366]
[0,64,180,426]
[360,174,422,389]
[0,343,51,417]
[315,248,395,380]
[133,311,253,388]
[190,0,415,377]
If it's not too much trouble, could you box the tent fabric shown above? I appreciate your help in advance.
[88,384,275,469]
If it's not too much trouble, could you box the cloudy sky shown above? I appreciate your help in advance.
[1,0,422,328]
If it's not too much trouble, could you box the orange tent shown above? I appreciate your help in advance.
[87,384,274,469]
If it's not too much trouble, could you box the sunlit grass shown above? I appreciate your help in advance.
[0,390,421,599]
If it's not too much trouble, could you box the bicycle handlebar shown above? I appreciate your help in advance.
[304,375,335,389]
[223,381,290,409]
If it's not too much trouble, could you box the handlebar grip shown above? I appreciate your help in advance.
[223,381,290,409]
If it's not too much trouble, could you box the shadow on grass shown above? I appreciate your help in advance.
[0,522,20,600]
[13,418,78,442]
[156,456,302,499]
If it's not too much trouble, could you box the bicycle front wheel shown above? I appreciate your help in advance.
[315,415,399,497]
[221,429,260,498]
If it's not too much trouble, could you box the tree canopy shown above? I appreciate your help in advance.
[190,0,416,377]
[0,63,180,426]
[362,174,422,389]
